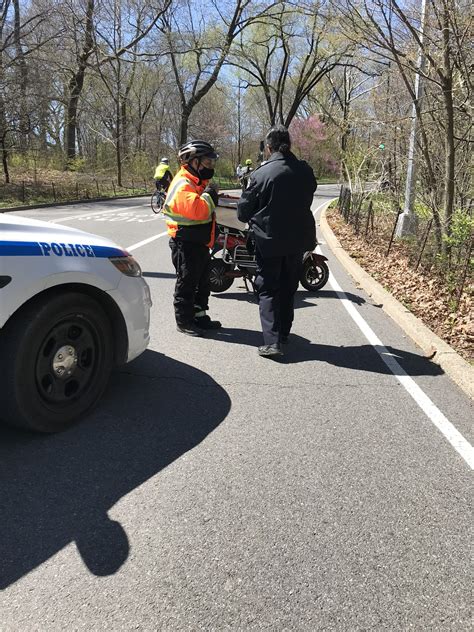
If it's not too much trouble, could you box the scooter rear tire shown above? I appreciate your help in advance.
[300,258,329,292]
[209,259,235,293]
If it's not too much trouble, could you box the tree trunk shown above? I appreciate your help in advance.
[120,97,128,165]
[13,0,28,151]
[179,107,191,145]
[0,135,10,183]
[65,81,82,162]
[442,7,455,239]
[116,99,122,187]
[0,66,9,183]
[64,0,95,166]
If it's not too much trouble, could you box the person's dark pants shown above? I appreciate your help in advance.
[156,176,171,191]
[170,239,211,326]
[255,249,302,345]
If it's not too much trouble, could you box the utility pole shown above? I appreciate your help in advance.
[396,0,427,237]
[237,79,242,165]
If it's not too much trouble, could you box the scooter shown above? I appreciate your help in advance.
[209,222,329,294]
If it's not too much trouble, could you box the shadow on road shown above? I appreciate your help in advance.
[213,289,368,308]
[142,271,176,280]
[309,289,369,306]
[0,350,231,589]
[209,328,443,377]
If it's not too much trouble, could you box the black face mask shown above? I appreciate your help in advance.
[199,166,214,180]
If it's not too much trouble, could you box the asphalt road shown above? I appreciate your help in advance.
[1,185,472,630]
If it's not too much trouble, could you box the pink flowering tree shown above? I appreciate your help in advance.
[290,116,326,157]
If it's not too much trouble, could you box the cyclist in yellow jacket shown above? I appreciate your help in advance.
[163,140,222,336]
[154,157,173,191]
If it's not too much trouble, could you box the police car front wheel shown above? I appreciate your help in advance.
[0,291,113,432]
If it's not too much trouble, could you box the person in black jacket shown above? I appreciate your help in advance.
[237,125,318,357]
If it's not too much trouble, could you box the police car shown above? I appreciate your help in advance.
[0,214,151,433]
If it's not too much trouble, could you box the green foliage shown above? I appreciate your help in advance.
[128,151,154,177]
[443,210,474,249]
[413,201,432,219]
[66,157,87,172]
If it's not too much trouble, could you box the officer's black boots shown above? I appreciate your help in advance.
[194,315,222,330]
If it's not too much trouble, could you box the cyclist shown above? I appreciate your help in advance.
[154,157,173,191]
[239,158,253,191]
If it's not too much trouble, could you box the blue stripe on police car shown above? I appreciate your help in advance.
[0,241,126,258]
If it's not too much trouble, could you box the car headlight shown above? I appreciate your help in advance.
[109,255,142,277]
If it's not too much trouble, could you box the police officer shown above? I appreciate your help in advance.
[164,140,222,336]
[237,125,317,357]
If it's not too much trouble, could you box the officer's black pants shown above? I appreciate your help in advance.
[170,239,211,326]
[255,249,302,345]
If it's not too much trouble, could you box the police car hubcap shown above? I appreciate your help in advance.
[36,318,98,405]
[52,345,78,378]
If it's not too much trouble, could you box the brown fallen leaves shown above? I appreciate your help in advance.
[327,210,473,364]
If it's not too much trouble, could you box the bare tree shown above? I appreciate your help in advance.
[159,0,275,145]
[0,0,48,180]
[228,1,351,127]
[336,0,473,243]
[63,0,171,166]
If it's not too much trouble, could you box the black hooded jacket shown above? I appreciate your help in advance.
[237,151,317,257]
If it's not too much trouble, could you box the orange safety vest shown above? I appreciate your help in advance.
[163,166,216,247]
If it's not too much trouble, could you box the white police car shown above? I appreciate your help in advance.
[0,214,151,432]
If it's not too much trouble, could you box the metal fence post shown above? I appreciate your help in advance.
[386,208,403,256]
[365,200,373,239]
[345,189,352,222]
[454,238,473,310]
[415,218,433,271]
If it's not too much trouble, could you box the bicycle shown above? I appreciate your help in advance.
[151,188,166,214]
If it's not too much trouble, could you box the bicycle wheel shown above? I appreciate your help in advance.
[151,190,165,214]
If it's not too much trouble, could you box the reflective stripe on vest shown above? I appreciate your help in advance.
[163,178,215,226]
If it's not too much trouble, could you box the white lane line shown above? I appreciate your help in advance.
[313,199,474,469]
[329,273,474,469]
[127,231,168,252]
[52,204,145,223]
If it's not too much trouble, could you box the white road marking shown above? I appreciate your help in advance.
[52,204,145,223]
[127,231,168,252]
[314,198,474,469]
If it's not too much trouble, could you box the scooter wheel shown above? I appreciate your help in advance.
[300,258,329,292]
[209,259,235,293]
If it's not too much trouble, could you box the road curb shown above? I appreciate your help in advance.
[320,206,474,400]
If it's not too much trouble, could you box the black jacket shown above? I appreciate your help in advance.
[237,151,317,257]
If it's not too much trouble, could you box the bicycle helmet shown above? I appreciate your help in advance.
[178,140,218,164]
[245,159,252,165]
[160,157,169,164]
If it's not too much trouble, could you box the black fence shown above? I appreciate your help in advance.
[337,186,473,309]
[0,178,152,207]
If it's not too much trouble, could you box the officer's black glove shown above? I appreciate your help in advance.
[204,184,219,207]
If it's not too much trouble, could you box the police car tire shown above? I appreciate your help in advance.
[0,292,113,433]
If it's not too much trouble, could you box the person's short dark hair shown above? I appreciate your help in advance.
[266,125,291,154]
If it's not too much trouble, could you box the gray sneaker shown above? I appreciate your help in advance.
[258,343,283,357]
